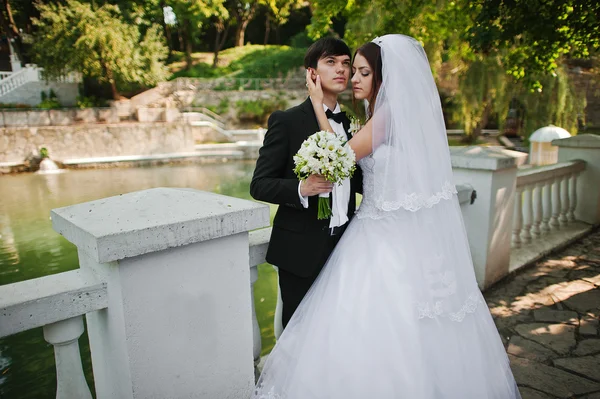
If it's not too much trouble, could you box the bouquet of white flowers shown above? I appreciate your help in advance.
[293,131,357,219]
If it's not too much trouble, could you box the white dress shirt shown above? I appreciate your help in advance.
[298,101,351,229]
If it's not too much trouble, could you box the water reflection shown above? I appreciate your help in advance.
[0,162,278,398]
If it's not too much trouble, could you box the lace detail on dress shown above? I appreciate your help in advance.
[379,181,457,212]
[417,292,481,322]
[356,155,457,219]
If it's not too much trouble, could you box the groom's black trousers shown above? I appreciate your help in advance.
[278,223,348,328]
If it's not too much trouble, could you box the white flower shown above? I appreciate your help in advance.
[348,116,363,136]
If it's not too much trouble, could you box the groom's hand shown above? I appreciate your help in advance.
[300,175,333,196]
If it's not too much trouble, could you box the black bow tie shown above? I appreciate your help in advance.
[325,109,346,124]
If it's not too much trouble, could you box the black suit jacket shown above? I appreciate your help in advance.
[250,98,363,277]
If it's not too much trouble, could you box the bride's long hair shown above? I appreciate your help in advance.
[353,42,383,118]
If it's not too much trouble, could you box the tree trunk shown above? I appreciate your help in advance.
[0,0,25,66]
[233,3,257,47]
[101,62,120,100]
[178,28,185,54]
[183,18,193,70]
[263,15,270,45]
[474,101,493,140]
[213,21,229,68]
[234,23,244,47]
[159,0,172,59]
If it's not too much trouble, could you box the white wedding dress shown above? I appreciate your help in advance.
[253,151,521,399]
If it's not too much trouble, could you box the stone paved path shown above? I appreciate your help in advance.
[485,228,600,399]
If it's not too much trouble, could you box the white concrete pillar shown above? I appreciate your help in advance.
[554,134,600,224]
[51,188,270,399]
[450,146,528,289]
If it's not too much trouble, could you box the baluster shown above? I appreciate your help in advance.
[521,185,533,244]
[250,264,262,380]
[550,177,561,230]
[568,172,578,221]
[43,316,93,399]
[531,182,543,239]
[541,180,552,235]
[512,187,524,248]
[559,175,570,226]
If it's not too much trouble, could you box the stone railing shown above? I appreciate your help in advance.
[182,106,226,128]
[172,77,306,92]
[0,269,107,398]
[0,67,37,96]
[0,66,82,98]
[0,71,13,81]
[513,161,586,248]
[1,135,599,398]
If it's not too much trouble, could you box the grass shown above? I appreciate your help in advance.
[169,45,306,80]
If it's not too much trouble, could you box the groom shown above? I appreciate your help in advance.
[250,37,362,328]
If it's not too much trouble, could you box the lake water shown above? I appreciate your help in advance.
[0,162,278,398]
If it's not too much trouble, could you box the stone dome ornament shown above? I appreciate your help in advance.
[529,125,572,165]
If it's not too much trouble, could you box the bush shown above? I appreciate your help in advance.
[289,32,314,48]
[39,147,49,159]
[0,103,31,109]
[235,97,287,124]
[39,90,61,109]
[76,95,107,108]
[204,98,230,115]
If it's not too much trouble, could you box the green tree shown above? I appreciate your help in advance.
[306,0,594,141]
[469,0,600,88]
[263,0,303,44]
[32,0,169,100]
[168,0,228,69]
[229,0,263,46]
[0,0,26,65]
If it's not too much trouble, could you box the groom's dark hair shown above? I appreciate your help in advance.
[304,37,352,69]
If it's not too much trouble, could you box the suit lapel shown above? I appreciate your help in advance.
[300,97,320,138]
[341,115,351,141]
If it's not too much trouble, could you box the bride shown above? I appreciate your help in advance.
[253,34,521,399]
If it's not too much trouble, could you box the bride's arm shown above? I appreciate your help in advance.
[348,120,373,161]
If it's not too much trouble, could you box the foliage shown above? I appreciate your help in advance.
[76,95,107,109]
[288,31,314,48]
[39,90,61,109]
[0,103,31,109]
[469,0,600,89]
[204,98,231,115]
[232,46,305,78]
[39,147,49,159]
[264,0,304,32]
[235,97,287,124]
[32,0,169,99]
[170,45,305,79]
[168,0,229,68]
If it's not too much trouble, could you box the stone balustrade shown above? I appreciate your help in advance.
[513,161,586,248]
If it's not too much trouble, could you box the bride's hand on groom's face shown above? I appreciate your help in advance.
[306,69,324,105]
[300,174,333,197]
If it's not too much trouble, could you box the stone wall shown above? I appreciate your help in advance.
[0,81,79,107]
[0,122,194,164]
[0,108,121,127]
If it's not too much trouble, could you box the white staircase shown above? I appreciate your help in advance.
[0,66,40,97]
